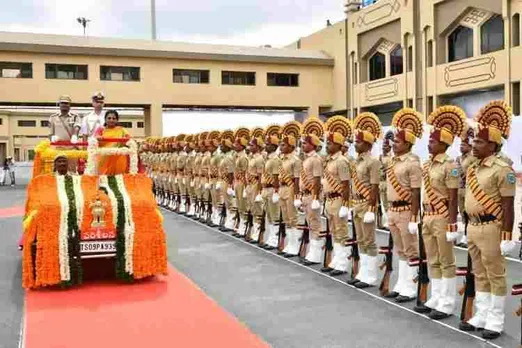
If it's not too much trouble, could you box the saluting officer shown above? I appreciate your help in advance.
[459,101,516,340]
[385,108,423,303]
[322,116,352,276]
[422,105,467,320]
[347,112,382,289]
[299,117,325,265]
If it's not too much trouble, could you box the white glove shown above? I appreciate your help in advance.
[71,135,78,144]
[339,206,349,219]
[174,178,178,184]
[363,212,375,224]
[459,234,468,245]
[311,200,321,210]
[51,135,58,143]
[446,232,461,242]
[294,199,302,208]
[408,222,419,235]
[242,190,247,199]
[272,193,280,203]
[255,194,263,202]
[500,240,517,256]
[182,178,186,185]
[190,181,195,188]
[168,177,172,183]
[215,183,222,191]
[204,183,210,190]
[227,187,235,197]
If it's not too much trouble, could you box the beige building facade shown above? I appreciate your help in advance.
[0,0,519,162]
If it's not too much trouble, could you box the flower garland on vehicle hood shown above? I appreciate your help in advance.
[22,173,167,289]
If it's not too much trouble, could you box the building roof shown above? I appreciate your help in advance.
[0,31,334,66]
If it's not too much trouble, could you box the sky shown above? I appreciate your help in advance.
[0,0,345,47]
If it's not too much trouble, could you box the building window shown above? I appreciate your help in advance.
[0,62,32,78]
[137,121,144,128]
[427,40,433,67]
[119,121,133,128]
[14,148,20,162]
[407,46,413,72]
[18,120,36,127]
[40,120,50,127]
[390,46,403,76]
[267,73,299,87]
[45,64,88,80]
[448,25,473,62]
[0,118,2,125]
[354,62,358,84]
[481,15,504,54]
[27,149,35,161]
[100,66,140,81]
[407,99,413,108]
[173,69,209,84]
[221,71,256,86]
[513,14,520,47]
[369,52,385,81]
[427,96,434,116]
[362,0,379,8]
[513,82,520,116]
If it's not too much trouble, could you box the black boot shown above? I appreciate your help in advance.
[395,295,415,303]
[346,278,360,286]
[383,291,399,298]
[330,270,347,276]
[428,310,450,320]
[320,267,333,273]
[481,329,501,339]
[355,281,372,289]
[458,321,477,332]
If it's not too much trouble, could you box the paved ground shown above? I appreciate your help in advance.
[1,185,521,347]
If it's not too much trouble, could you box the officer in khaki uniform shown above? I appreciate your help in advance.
[192,133,206,220]
[277,121,303,257]
[246,130,266,243]
[298,117,325,265]
[385,108,423,303]
[422,106,468,320]
[232,128,251,237]
[49,95,81,172]
[262,125,283,250]
[176,136,188,214]
[379,131,393,228]
[322,116,352,276]
[218,130,236,231]
[185,135,197,217]
[347,112,382,289]
[459,101,516,340]
[455,128,477,247]
[208,135,223,226]
[168,138,180,210]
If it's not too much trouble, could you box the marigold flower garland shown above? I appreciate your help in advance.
[86,139,139,175]
[116,175,135,275]
[64,175,82,286]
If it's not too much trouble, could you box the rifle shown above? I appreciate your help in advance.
[298,220,310,260]
[258,211,266,246]
[205,199,213,225]
[245,211,253,241]
[277,210,286,255]
[511,284,522,348]
[346,210,360,281]
[458,215,475,323]
[321,217,333,271]
[379,232,394,296]
[413,206,430,313]
[218,203,226,231]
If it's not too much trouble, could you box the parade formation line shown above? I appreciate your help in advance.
[21,264,268,348]
[162,207,504,348]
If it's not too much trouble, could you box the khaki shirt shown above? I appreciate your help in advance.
[386,152,422,202]
[247,153,265,184]
[49,112,81,141]
[497,152,513,167]
[423,153,459,204]
[219,151,235,180]
[281,152,302,185]
[201,152,211,180]
[465,155,516,216]
[169,152,178,173]
[186,151,196,177]
[353,151,380,196]
[194,152,203,177]
[380,154,392,182]
[176,152,187,176]
[262,152,282,186]
[322,151,350,194]
[210,152,223,180]
[234,150,249,179]
[300,151,322,192]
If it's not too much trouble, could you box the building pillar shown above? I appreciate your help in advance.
[144,103,163,137]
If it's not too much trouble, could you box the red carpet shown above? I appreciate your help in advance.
[0,205,24,218]
[24,265,268,348]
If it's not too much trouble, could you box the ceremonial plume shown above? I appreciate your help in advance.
[475,100,512,141]
[302,117,324,146]
[392,108,423,144]
[354,112,382,144]
[325,116,353,145]
[282,121,302,147]
[427,105,467,145]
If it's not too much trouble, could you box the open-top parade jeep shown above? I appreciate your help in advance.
[21,138,167,289]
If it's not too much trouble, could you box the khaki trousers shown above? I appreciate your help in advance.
[246,184,263,219]
[353,202,377,256]
[178,176,187,198]
[262,187,280,224]
[210,179,220,207]
[279,185,297,228]
[326,197,348,244]
[379,182,388,211]
[302,194,321,238]
[458,188,466,218]
[422,215,456,279]
[388,210,418,260]
[235,183,247,220]
[468,222,506,296]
